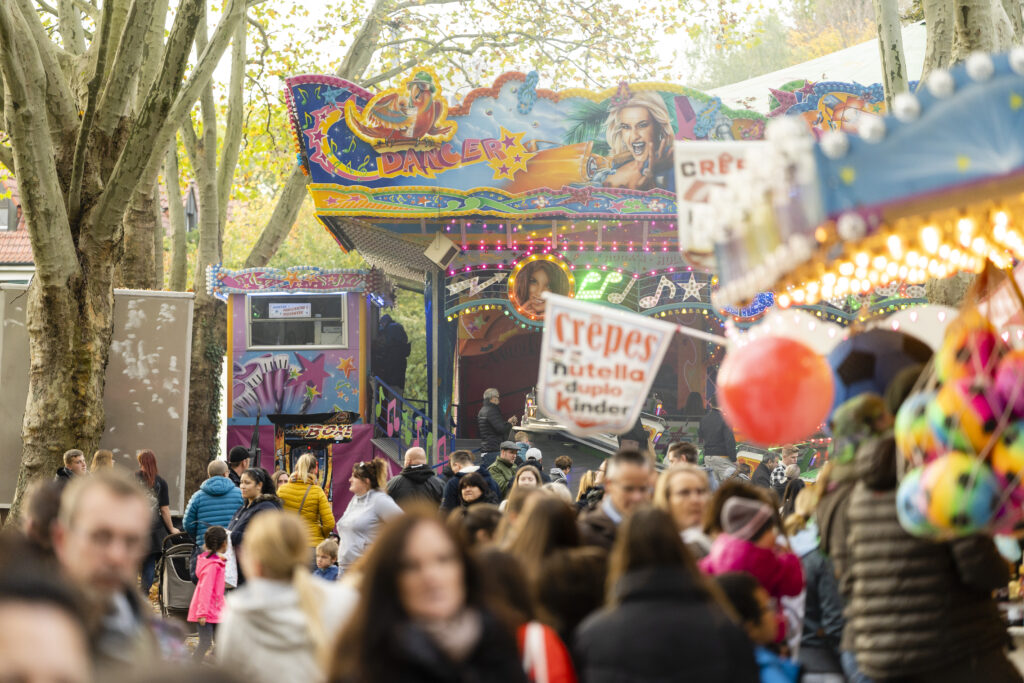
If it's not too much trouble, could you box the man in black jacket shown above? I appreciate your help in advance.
[751,451,778,490]
[477,388,517,470]
[372,314,411,395]
[386,447,444,509]
[699,400,736,484]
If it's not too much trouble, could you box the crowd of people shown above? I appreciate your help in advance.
[2,381,1022,683]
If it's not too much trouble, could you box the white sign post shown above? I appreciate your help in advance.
[536,293,677,436]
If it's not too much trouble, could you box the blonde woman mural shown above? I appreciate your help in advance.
[603,89,675,191]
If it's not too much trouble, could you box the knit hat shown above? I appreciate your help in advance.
[721,497,774,541]
[525,447,542,461]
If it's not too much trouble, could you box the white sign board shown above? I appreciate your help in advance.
[269,302,311,319]
[674,141,761,258]
[536,293,676,436]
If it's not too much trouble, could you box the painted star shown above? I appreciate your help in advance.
[290,353,330,394]
[304,384,321,401]
[681,273,707,301]
[957,155,971,172]
[284,271,301,285]
[336,356,356,378]
[289,367,302,381]
[839,167,856,185]
[1012,92,1023,110]
[502,134,517,149]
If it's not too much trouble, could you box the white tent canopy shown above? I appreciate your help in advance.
[708,21,927,113]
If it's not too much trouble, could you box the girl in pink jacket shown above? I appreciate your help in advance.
[188,525,228,661]
[699,497,804,641]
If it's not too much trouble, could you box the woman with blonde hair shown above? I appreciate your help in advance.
[335,458,402,575]
[277,454,336,566]
[498,464,542,512]
[654,463,713,559]
[217,511,357,683]
[90,449,114,472]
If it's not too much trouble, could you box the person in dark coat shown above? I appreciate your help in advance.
[846,434,1019,682]
[477,388,517,470]
[440,450,501,512]
[386,447,444,509]
[329,513,526,683]
[372,314,411,395]
[226,468,281,583]
[54,449,87,489]
[750,451,777,490]
[574,506,758,682]
[699,400,737,484]
[517,447,551,483]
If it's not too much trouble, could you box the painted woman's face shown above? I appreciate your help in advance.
[526,266,550,314]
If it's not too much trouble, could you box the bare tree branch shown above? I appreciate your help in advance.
[216,15,245,227]
[94,0,160,137]
[67,0,113,225]
[242,165,307,268]
[180,120,199,169]
[165,143,188,291]
[89,0,205,243]
[56,0,87,53]
[13,0,79,138]
[0,1,78,285]
[0,145,15,174]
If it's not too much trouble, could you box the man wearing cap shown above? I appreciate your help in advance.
[518,447,551,483]
[226,446,250,487]
[488,441,520,498]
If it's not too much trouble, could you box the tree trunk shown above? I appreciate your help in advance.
[185,295,225,493]
[922,0,956,80]
[874,0,910,107]
[243,165,308,268]
[166,145,188,291]
[152,180,164,289]
[121,182,158,288]
[923,0,1014,80]
[11,249,116,518]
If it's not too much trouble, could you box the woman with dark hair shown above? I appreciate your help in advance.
[476,548,577,683]
[458,472,498,508]
[226,468,282,584]
[503,495,579,583]
[573,506,758,682]
[336,458,402,576]
[329,513,526,682]
[447,504,503,548]
[513,261,565,318]
[136,449,178,594]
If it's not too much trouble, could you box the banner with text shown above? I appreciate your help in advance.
[537,294,677,436]
[674,141,761,261]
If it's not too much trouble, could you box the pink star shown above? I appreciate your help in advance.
[289,353,330,396]
[502,134,516,148]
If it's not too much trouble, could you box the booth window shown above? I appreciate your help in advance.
[248,294,347,349]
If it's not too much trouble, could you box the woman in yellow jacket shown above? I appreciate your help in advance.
[277,453,336,567]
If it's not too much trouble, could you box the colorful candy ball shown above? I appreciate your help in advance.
[920,452,1000,535]
[926,379,1001,455]
[994,350,1024,418]
[897,466,938,537]
[991,420,1024,482]
[934,310,1005,384]
[895,391,943,464]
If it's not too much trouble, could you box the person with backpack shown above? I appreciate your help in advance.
[183,460,244,580]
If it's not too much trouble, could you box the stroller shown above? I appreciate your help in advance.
[156,532,195,620]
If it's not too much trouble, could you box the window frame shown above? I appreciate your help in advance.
[246,292,349,350]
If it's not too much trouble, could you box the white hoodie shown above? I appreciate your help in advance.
[216,577,358,683]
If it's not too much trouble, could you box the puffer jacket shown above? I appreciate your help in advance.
[183,476,244,549]
[847,436,1012,680]
[277,480,336,546]
[386,465,445,508]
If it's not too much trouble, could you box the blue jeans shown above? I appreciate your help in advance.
[140,555,157,595]
[841,650,873,683]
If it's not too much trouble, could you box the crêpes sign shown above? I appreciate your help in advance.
[537,294,676,436]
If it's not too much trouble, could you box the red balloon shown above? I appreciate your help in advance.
[718,337,834,447]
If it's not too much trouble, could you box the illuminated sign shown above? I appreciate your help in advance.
[508,255,576,321]
[282,424,353,441]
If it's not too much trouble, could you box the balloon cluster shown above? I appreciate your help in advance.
[895,309,1024,538]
